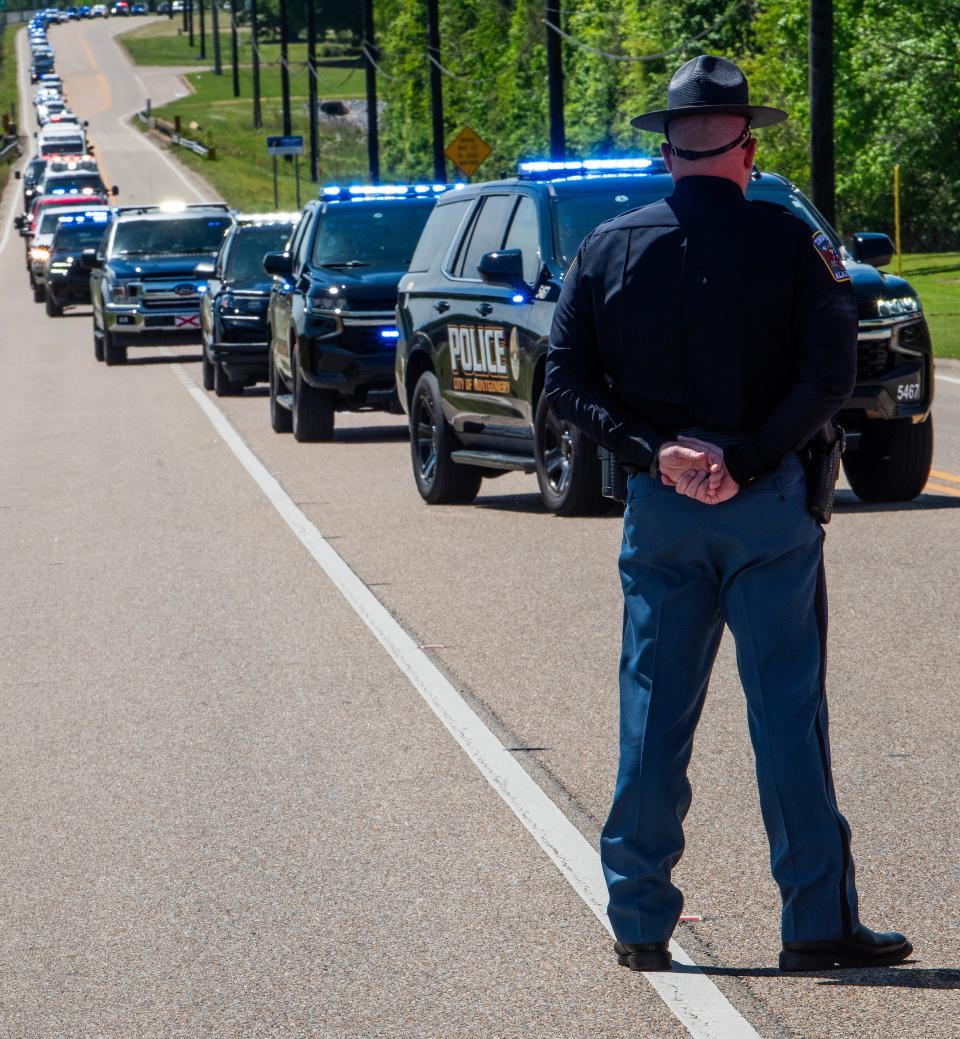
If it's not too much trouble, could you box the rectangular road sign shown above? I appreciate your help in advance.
[266,135,304,157]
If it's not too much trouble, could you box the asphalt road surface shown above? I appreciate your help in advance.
[2,20,958,1039]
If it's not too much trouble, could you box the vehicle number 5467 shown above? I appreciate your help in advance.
[896,383,922,401]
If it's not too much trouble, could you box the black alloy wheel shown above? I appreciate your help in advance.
[843,415,933,502]
[410,370,482,505]
[45,291,62,317]
[533,393,607,516]
[201,343,215,390]
[268,349,292,434]
[213,357,242,397]
[33,281,46,304]
[93,325,104,362]
[291,348,335,442]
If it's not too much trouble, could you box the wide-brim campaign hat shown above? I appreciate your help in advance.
[631,55,788,133]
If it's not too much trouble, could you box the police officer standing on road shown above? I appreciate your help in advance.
[545,55,913,973]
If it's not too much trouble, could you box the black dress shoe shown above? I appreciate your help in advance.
[780,924,912,971]
[614,939,672,972]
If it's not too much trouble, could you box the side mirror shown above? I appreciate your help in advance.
[14,215,24,230]
[14,170,20,180]
[849,232,894,269]
[111,185,119,196]
[194,261,215,276]
[83,120,89,127]
[81,247,102,268]
[477,248,525,290]
[263,251,293,278]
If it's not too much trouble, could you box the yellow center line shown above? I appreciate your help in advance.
[71,26,114,193]
[929,469,960,485]
[924,480,960,498]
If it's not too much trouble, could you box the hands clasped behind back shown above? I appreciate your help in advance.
[658,435,740,505]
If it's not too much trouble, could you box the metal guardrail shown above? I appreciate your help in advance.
[0,134,19,162]
[139,111,215,160]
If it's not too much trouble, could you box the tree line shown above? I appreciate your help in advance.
[369,0,960,251]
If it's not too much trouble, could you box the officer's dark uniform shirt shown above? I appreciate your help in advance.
[545,176,859,485]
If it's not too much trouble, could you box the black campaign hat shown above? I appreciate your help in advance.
[630,55,787,133]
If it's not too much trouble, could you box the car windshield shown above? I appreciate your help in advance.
[52,221,110,252]
[46,174,103,194]
[41,139,83,156]
[553,176,842,265]
[311,203,432,269]
[224,226,293,280]
[112,216,232,256]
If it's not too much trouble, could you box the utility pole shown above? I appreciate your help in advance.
[198,0,205,61]
[545,0,565,161]
[230,7,240,96]
[425,0,444,181]
[809,0,835,226]
[186,0,193,48]
[211,0,222,75]
[278,0,292,136]
[250,0,262,128]
[182,0,188,36]
[306,0,318,182]
[361,0,380,182]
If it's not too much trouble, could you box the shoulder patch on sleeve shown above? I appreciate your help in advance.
[811,229,850,283]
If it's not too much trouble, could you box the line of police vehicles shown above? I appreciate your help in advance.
[19,130,935,512]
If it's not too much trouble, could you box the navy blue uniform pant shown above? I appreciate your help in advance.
[601,454,860,944]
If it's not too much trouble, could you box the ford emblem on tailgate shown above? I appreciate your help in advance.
[174,283,196,297]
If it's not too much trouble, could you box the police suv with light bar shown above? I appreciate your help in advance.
[395,157,935,513]
[90,203,235,366]
[262,183,455,442]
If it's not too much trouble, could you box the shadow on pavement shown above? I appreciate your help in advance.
[677,962,960,988]
[834,491,960,513]
[124,354,203,366]
[334,425,408,444]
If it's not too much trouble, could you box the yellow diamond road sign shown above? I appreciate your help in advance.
[445,127,492,178]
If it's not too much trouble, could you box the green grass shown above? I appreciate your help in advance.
[148,69,366,211]
[0,27,21,194]
[899,253,960,359]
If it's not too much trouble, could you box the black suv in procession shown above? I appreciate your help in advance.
[396,158,934,514]
[262,185,450,442]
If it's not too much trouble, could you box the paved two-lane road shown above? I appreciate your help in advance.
[1,20,958,1039]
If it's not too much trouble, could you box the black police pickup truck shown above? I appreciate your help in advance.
[198,212,298,396]
[262,184,450,442]
[396,158,934,514]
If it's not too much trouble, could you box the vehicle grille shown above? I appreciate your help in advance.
[340,297,395,313]
[338,325,391,356]
[222,326,267,344]
[134,281,202,309]
[856,338,891,380]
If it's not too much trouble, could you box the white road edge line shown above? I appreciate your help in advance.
[169,362,763,1039]
[936,373,960,386]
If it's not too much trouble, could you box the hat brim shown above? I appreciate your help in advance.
[630,103,788,133]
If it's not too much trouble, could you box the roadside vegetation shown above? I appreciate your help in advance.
[0,26,21,193]
[902,254,960,360]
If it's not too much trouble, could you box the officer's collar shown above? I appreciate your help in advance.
[671,175,746,202]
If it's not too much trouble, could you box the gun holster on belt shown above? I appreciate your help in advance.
[802,422,846,524]
[598,446,631,502]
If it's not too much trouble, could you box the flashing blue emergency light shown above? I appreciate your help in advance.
[517,157,661,180]
[379,328,400,340]
[319,183,462,202]
[511,294,526,304]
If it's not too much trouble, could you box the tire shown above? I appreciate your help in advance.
[409,370,483,505]
[268,350,292,434]
[291,352,335,442]
[533,393,607,515]
[33,282,46,304]
[213,358,242,397]
[94,326,104,362]
[201,347,215,390]
[103,328,127,366]
[45,292,62,317]
[843,415,933,503]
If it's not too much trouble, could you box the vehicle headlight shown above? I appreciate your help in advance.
[30,245,50,262]
[110,282,127,301]
[218,293,236,312]
[876,296,920,318]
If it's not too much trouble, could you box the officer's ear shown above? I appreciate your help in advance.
[741,135,758,170]
[660,140,674,174]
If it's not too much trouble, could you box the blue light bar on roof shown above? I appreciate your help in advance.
[319,183,460,201]
[517,157,656,178]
